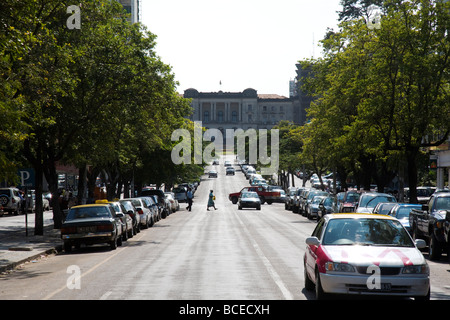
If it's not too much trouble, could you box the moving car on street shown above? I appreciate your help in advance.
[238,191,261,210]
[208,170,218,178]
[304,213,430,300]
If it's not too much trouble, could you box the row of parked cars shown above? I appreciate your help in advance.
[282,182,437,300]
[60,189,181,252]
[285,183,450,260]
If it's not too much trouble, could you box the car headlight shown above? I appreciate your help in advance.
[402,264,429,274]
[325,262,356,273]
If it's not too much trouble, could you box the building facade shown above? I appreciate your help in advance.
[184,88,303,140]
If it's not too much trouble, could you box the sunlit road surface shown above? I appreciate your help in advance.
[0,155,449,301]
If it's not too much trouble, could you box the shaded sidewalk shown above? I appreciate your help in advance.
[0,215,63,274]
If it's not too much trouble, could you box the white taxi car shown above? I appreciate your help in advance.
[304,213,430,300]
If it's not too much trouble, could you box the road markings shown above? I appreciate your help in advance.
[42,232,146,300]
[235,213,294,300]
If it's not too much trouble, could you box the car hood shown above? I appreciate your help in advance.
[322,245,426,267]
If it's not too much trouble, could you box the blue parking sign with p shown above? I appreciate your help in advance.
[18,168,35,188]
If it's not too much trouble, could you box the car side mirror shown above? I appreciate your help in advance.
[415,239,426,249]
[422,204,428,211]
[116,213,124,218]
[446,211,450,222]
[305,237,320,246]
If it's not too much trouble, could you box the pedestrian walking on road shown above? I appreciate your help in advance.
[207,190,217,211]
[186,187,193,211]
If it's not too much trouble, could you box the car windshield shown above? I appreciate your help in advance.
[322,218,414,247]
[66,206,111,220]
[346,193,360,203]
[242,192,258,199]
[435,196,450,210]
[395,206,420,219]
[360,195,396,208]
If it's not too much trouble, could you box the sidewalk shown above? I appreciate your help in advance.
[0,212,63,274]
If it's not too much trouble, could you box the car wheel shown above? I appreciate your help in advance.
[315,270,329,300]
[122,228,128,241]
[429,232,442,261]
[304,264,314,291]
[117,234,123,247]
[257,205,261,210]
[110,237,118,250]
[64,242,72,253]
[231,197,238,204]
[238,205,242,210]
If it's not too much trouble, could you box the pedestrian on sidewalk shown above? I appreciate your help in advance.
[207,190,217,211]
[186,187,193,211]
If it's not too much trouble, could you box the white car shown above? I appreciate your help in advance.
[304,213,430,300]
[355,192,397,213]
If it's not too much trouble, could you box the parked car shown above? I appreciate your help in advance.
[301,190,329,217]
[141,188,171,218]
[0,187,21,215]
[405,186,436,204]
[285,187,298,211]
[30,191,51,212]
[61,203,124,252]
[122,198,152,229]
[226,167,235,175]
[138,196,158,226]
[173,186,187,203]
[238,191,261,210]
[208,170,218,178]
[317,195,338,219]
[307,195,327,220]
[355,192,397,213]
[372,202,397,215]
[304,213,430,300]
[119,199,141,234]
[105,200,134,240]
[410,191,450,260]
[165,192,179,212]
[292,187,309,213]
[224,160,232,167]
[388,203,422,235]
[337,190,361,212]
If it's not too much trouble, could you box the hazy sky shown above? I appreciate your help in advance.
[141,0,343,96]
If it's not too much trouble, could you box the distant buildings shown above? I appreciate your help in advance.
[184,63,314,141]
[117,0,141,23]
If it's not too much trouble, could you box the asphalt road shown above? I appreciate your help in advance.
[0,155,450,302]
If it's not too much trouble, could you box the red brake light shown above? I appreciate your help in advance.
[137,208,144,215]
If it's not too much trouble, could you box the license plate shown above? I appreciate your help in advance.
[77,226,96,233]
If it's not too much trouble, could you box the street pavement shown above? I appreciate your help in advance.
[0,211,62,273]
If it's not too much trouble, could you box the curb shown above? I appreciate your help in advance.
[0,244,63,274]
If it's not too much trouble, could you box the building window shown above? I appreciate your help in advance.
[203,111,209,123]
[280,106,284,112]
[231,111,238,123]
[217,111,224,123]
[263,106,267,112]
[248,104,252,112]
[248,114,252,122]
